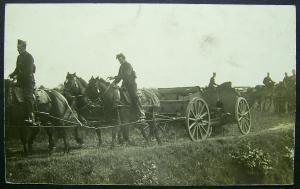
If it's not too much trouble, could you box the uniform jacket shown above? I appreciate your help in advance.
[209,77,217,87]
[10,51,35,86]
[114,62,136,86]
[263,76,274,87]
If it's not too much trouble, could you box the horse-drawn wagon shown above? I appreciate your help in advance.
[157,82,251,141]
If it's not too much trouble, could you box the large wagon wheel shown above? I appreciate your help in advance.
[186,97,211,141]
[235,97,251,135]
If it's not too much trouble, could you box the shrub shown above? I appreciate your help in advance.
[230,141,273,177]
[130,160,159,185]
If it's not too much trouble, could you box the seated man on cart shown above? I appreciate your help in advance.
[263,72,275,89]
[108,53,146,122]
[209,72,218,88]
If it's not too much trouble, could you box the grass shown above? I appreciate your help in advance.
[5,111,295,185]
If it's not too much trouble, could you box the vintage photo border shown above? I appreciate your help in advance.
[0,0,298,188]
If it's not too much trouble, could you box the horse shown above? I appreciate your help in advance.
[249,85,275,113]
[274,78,296,114]
[63,72,106,146]
[87,77,161,147]
[63,72,90,123]
[5,79,83,154]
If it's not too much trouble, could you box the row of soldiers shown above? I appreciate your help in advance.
[263,71,296,88]
[208,71,296,89]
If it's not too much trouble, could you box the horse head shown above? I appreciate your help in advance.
[93,77,120,107]
[64,72,88,95]
[86,76,100,101]
[64,72,79,94]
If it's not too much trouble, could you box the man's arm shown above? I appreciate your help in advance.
[9,57,20,78]
[112,66,122,84]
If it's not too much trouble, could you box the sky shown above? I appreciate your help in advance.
[4,4,296,89]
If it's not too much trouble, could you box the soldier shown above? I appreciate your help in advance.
[283,72,289,88]
[291,69,296,84]
[9,39,36,125]
[108,53,146,122]
[263,72,275,88]
[209,72,218,88]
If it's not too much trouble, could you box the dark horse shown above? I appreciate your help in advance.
[63,72,105,146]
[86,77,161,147]
[5,79,83,154]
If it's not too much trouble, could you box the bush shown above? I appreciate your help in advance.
[131,160,159,185]
[230,141,273,177]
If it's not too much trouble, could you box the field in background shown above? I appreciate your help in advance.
[5,111,295,185]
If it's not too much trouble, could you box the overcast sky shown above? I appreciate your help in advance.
[4,4,296,88]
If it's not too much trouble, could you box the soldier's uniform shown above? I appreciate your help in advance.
[283,75,289,88]
[113,58,145,119]
[291,74,296,85]
[10,40,36,123]
[209,76,217,88]
[263,76,274,88]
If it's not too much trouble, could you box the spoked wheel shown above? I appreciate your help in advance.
[186,97,211,141]
[235,97,251,135]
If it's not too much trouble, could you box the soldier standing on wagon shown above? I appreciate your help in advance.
[209,72,218,88]
[9,39,37,125]
[108,53,146,122]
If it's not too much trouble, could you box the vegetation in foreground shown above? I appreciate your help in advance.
[5,112,294,185]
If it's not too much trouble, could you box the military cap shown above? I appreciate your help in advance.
[18,39,26,46]
[116,53,125,59]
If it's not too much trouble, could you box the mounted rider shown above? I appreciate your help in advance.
[9,39,37,125]
[108,53,146,122]
[263,72,275,88]
[283,72,289,87]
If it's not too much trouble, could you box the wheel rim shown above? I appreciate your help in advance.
[186,97,211,141]
[236,97,251,135]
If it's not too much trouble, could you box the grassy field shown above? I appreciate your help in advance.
[5,111,295,185]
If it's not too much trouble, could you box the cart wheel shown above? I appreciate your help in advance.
[186,97,211,141]
[235,97,251,135]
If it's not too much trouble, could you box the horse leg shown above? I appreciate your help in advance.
[117,128,123,144]
[111,108,122,148]
[60,129,69,153]
[95,129,103,147]
[151,115,161,145]
[285,101,289,114]
[123,124,132,144]
[19,127,28,154]
[74,127,84,145]
[138,122,150,145]
[111,127,117,148]
[28,127,40,153]
[259,99,264,112]
[46,127,56,153]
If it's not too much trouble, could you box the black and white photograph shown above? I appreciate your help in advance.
[3,3,296,185]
